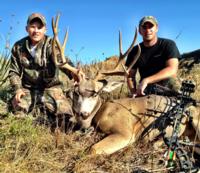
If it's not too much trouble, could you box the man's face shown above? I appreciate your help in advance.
[26,21,46,45]
[139,22,158,41]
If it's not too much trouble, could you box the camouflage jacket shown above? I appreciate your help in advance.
[9,35,72,92]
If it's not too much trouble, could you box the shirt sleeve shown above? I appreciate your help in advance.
[165,40,180,60]
[9,44,23,91]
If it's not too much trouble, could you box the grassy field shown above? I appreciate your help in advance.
[0,55,200,173]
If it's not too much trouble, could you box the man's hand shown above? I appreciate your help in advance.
[12,89,26,107]
[137,78,149,96]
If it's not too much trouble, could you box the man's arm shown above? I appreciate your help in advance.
[9,46,23,91]
[137,58,178,95]
[9,45,26,105]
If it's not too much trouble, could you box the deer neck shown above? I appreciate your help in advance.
[90,96,103,122]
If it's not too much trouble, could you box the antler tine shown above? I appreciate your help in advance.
[52,14,66,65]
[121,28,140,75]
[119,30,123,58]
[123,27,138,58]
[121,44,141,75]
[55,14,68,61]
[115,27,138,69]
[114,30,123,69]
[62,28,68,52]
[51,16,58,65]
[126,44,141,73]
[55,13,60,29]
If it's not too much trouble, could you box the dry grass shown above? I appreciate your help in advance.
[0,113,170,173]
[0,56,200,173]
[179,62,200,99]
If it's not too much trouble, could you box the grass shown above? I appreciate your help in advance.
[0,114,107,173]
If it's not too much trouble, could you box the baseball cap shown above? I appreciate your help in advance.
[139,16,158,27]
[27,13,46,26]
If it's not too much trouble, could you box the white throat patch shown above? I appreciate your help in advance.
[79,97,98,115]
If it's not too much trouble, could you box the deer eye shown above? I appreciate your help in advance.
[85,89,97,97]
[92,91,98,97]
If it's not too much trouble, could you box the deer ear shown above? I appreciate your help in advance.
[95,79,107,93]
[102,81,123,93]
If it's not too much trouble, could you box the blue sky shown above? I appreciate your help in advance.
[0,0,200,64]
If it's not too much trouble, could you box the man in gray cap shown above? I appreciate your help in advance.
[126,16,200,158]
[126,16,180,96]
[9,13,76,119]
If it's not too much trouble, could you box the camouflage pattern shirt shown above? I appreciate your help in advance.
[9,35,72,92]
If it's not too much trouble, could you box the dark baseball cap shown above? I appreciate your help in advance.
[27,13,46,26]
[139,16,158,27]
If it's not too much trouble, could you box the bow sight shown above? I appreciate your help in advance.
[178,80,196,105]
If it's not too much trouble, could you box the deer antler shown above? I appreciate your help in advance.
[51,14,84,79]
[52,14,68,65]
[118,28,141,75]
[95,28,141,81]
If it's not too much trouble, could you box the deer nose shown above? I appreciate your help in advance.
[80,112,89,119]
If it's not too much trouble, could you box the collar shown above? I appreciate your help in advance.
[25,35,47,53]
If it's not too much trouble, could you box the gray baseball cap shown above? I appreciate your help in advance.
[27,13,46,26]
[139,16,158,27]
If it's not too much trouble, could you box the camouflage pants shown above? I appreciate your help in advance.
[12,87,73,116]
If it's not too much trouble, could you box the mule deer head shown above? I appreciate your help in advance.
[72,29,141,128]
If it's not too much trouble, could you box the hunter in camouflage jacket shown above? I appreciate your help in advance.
[9,35,73,116]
